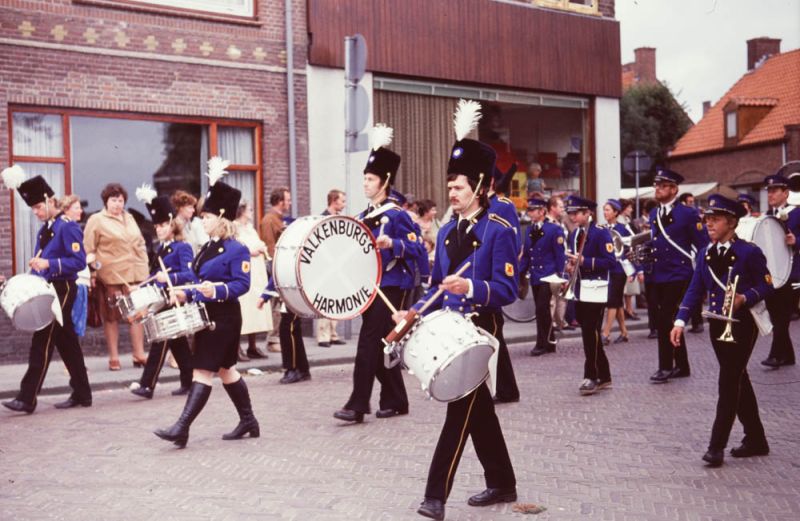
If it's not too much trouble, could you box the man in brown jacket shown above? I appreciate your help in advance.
[259,187,291,350]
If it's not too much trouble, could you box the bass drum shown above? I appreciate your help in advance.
[736,215,792,288]
[272,215,381,319]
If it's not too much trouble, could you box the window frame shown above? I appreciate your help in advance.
[73,0,261,25]
[532,0,600,16]
[7,105,263,273]
[725,109,738,141]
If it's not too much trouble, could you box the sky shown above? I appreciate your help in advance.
[617,0,800,122]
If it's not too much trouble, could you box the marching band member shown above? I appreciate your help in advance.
[564,195,616,395]
[601,199,630,345]
[520,196,566,356]
[670,194,773,467]
[737,193,757,219]
[647,169,708,383]
[1,167,92,413]
[761,171,799,368]
[333,125,420,423]
[389,189,431,306]
[259,276,310,384]
[395,100,517,521]
[130,188,196,399]
[489,164,522,254]
[154,158,258,447]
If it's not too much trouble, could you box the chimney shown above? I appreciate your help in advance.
[747,37,781,70]
[702,101,711,115]
[634,47,656,83]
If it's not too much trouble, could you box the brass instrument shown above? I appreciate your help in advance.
[561,218,591,300]
[609,229,625,258]
[621,231,654,265]
[701,266,740,342]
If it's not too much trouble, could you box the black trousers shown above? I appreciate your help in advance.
[18,280,92,405]
[765,283,797,363]
[280,310,309,373]
[653,280,691,372]
[708,314,767,450]
[473,311,519,401]
[424,382,516,502]
[645,279,657,331]
[139,337,193,391]
[344,286,408,413]
[576,301,610,381]
[532,283,556,349]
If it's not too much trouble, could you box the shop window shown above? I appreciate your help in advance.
[126,0,254,17]
[9,108,259,273]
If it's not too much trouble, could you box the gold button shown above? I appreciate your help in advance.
[445,240,449,245]
[444,295,448,300]
[473,241,478,247]
[459,306,464,311]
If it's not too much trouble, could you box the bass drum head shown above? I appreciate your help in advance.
[429,343,493,403]
[294,216,381,320]
[14,294,57,332]
[737,216,791,288]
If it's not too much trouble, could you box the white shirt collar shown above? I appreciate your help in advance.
[660,196,678,212]
[717,240,731,252]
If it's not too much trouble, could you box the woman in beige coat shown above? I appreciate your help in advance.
[84,183,149,370]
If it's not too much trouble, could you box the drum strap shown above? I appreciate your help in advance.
[362,202,399,221]
[656,211,695,265]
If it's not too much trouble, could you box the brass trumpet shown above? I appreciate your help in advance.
[701,266,739,342]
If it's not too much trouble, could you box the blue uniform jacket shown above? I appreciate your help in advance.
[33,214,86,282]
[358,201,424,289]
[412,210,518,315]
[151,241,197,287]
[567,222,616,299]
[489,193,521,254]
[785,207,800,281]
[519,220,567,285]
[188,238,251,303]
[648,203,709,283]
[607,222,628,276]
[676,238,773,323]
[410,220,431,285]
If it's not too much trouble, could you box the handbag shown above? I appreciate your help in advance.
[86,286,103,328]
[579,279,609,303]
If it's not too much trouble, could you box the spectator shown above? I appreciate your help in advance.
[61,194,89,338]
[526,162,546,197]
[259,187,291,352]
[171,190,208,254]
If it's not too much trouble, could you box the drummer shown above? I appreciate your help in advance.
[154,158,259,447]
[1,168,92,414]
[130,188,196,399]
[333,124,421,424]
[393,101,518,521]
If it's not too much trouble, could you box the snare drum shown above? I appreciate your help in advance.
[0,274,59,331]
[142,303,213,344]
[736,215,792,288]
[394,309,498,403]
[272,215,381,319]
[116,285,168,322]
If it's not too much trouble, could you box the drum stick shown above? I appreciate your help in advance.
[26,249,43,274]
[418,261,472,315]
[169,282,226,291]
[137,268,172,287]
[378,216,389,237]
[374,284,399,315]
[111,269,132,291]
[158,257,180,308]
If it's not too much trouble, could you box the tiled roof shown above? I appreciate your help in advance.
[671,49,800,157]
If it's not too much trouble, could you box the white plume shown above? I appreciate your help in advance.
[453,99,482,141]
[206,156,230,187]
[1,164,26,191]
[135,183,157,205]
[371,124,394,151]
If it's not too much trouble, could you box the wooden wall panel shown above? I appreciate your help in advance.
[308,0,622,98]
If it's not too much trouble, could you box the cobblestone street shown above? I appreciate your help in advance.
[2,325,799,521]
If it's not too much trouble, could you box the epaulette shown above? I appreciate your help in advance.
[498,196,514,205]
[60,215,71,222]
[489,214,512,228]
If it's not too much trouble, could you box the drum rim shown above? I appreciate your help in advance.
[275,215,383,320]
[12,293,57,332]
[739,215,792,288]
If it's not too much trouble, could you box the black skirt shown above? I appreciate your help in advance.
[607,273,627,309]
[192,301,242,372]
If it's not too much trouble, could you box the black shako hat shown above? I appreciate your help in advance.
[447,100,495,190]
[18,175,55,207]
[146,196,176,225]
[364,124,400,186]
[201,156,241,219]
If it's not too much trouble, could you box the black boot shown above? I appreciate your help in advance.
[221,378,260,440]
[154,382,211,448]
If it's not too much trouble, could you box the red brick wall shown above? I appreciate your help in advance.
[668,143,784,188]
[0,0,309,361]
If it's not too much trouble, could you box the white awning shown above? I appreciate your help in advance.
[620,182,727,200]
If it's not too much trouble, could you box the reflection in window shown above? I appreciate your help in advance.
[726,111,737,139]
[128,0,254,17]
[12,113,63,157]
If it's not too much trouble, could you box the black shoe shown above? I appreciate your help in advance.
[281,370,309,384]
[730,443,769,458]
[624,311,640,321]
[493,396,520,404]
[54,396,92,409]
[612,335,629,344]
[237,349,250,362]
[647,330,658,339]
[2,399,35,414]
[529,346,554,357]
[154,382,212,448]
[171,386,190,396]
[417,498,445,520]
[333,408,364,423]
[279,370,296,384]
[318,342,331,348]
[131,387,154,399]
[702,449,724,467]
[221,378,260,440]
[597,379,612,391]
[649,369,671,384]
[246,347,268,359]
[563,324,576,331]
[689,324,704,334]
[375,408,408,419]
[579,378,598,396]
[331,339,347,345]
[761,357,780,368]
[467,487,517,507]
[669,367,690,378]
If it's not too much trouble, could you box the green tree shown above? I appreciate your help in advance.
[620,82,692,187]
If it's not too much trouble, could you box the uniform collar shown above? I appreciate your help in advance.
[457,207,484,232]
[660,196,678,213]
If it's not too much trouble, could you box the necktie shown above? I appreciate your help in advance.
[660,206,667,220]
[576,227,586,252]
[457,219,469,246]
[718,246,727,258]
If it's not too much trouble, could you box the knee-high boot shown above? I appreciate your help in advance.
[221,378,260,440]
[154,382,211,448]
